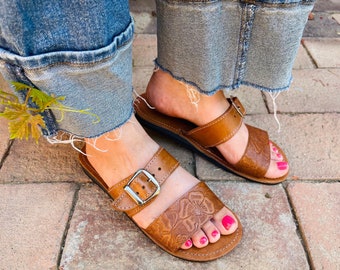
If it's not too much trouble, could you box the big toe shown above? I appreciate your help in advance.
[212,208,238,235]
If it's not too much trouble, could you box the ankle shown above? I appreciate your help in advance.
[146,70,179,115]
[194,91,230,125]
[146,69,230,126]
[84,116,159,187]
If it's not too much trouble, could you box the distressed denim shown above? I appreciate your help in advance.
[156,0,315,94]
[0,0,314,138]
[0,0,133,137]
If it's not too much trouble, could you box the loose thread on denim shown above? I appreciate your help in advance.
[104,127,122,142]
[47,119,129,155]
[268,91,281,133]
[83,121,128,152]
[86,137,109,153]
[179,80,200,111]
[47,131,108,155]
[127,117,139,126]
[47,132,87,155]
[103,118,139,143]
[133,89,155,110]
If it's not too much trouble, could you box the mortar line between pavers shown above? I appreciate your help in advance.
[283,183,314,270]
[285,179,340,183]
[301,40,319,69]
[260,91,271,114]
[0,180,91,185]
[202,180,340,187]
[56,183,81,268]
[0,139,14,170]
[261,111,340,116]
[192,152,199,178]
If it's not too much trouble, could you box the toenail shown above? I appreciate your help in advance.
[277,153,282,159]
[184,239,192,247]
[200,236,208,245]
[277,161,288,170]
[222,215,235,230]
[211,230,219,238]
[272,146,278,153]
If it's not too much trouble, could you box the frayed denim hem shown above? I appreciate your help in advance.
[45,105,134,139]
[155,59,292,95]
[241,79,292,92]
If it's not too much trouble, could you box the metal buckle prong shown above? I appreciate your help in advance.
[124,169,160,205]
[230,96,244,118]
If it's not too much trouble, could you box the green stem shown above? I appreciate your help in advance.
[24,88,31,106]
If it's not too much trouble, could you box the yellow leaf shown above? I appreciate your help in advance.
[1,82,100,142]
[8,112,45,141]
[30,88,58,110]
[0,106,26,120]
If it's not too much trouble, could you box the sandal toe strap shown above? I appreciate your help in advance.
[145,182,224,252]
[233,125,271,178]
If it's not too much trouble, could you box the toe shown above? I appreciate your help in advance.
[265,159,289,179]
[180,209,237,250]
[191,230,209,248]
[212,207,238,235]
[180,239,193,250]
[265,141,289,179]
[270,141,283,161]
[202,221,221,243]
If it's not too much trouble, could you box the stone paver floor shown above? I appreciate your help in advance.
[0,2,339,269]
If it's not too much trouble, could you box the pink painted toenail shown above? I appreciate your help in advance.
[277,161,288,170]
[222,215,235,230]
[211,230,219,237]
[200,236,208,245]
[184,239,192,247]
[272,146,278,153]
[277,153,282,159]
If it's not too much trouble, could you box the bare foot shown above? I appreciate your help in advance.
[85,115,238,250]
[145,69,289,179]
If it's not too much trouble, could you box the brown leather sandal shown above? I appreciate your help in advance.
[134,94,289,184]
[79,147,242,261]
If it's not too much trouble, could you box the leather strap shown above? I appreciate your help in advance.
[184,97,246,148]
[109,148,179,217]
[145,182,225,252]
[233,125,270,178]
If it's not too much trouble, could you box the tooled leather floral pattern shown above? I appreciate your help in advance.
[145,183,223,252]
[234,125,270,177]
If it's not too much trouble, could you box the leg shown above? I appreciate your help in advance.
[85,115,240,250]
[0,0,241,260]
[146,70,288,179]
[138,0,315,182]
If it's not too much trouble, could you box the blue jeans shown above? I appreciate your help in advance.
[0,0,314,138]
[156,0,315,93]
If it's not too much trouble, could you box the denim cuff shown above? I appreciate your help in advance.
[0,21,134,138]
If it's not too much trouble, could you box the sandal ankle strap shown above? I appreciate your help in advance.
[184,97,246,148]
[109,147,179,216]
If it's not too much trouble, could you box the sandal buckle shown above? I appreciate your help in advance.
[124,169,161,205]
[230,96,244,118]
